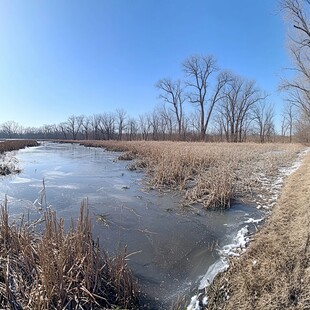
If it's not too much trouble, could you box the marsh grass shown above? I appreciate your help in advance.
[71,140,305,209]
[0,199,138,309]
[0,140,39,176]
[0,140,39,153]
[205,153,310,309]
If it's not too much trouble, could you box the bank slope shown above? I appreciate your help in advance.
[206,153,310,310]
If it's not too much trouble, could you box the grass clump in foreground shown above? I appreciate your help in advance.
[69,140,305,209]
[205,153,310,309]
[0,199,138,309]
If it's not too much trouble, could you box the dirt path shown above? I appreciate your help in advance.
[206,153,310,309]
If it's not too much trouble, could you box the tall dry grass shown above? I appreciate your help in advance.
[0,140,39,153]
[71,140,305,209]
[0,140,39,175]
[0,199,138,309]
[205,152,310,309]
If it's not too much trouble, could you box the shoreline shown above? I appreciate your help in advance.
[0,140,39,175]
[52,140,310,309]
[54,139,306,210]
[205,151,310,309]
[2,139,309,309]
[187,147,310,309]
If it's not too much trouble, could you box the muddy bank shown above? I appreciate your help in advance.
[205,152,310,309]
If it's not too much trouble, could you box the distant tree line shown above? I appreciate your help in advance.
[0,52,302,143]
[0,105,295,143]
[2,0,310,143]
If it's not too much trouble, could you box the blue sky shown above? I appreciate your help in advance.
[0,0,290,128]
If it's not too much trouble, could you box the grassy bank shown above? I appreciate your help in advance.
[67,140,305,209]
[0,140,39,153]
[0,140,39,175]
[205,152,310,309]
[0,199,138,309]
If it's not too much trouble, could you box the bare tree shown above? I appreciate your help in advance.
[138,114,151,140]
[126,118,138,141]
[66,115,83,140]
[252,101,275,143]
[91,115,101,140]
[183,55,229,140]
[281,101,297,142]
[183,55,216,140]
[116,109,127,140]
[218,74,267,142]
[42,124,56,139]
[97,113,115,140]
[58,122,68,139]
[158,104,175,139]
[81,116,91,140]
[149,111,160,140]
[188,110,201,137]
[295,109,310,142]
[213,113,227,142]
[281,0,310,118]
[156,78,185,138]
[1,121,21,138]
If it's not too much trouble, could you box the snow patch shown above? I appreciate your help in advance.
[10,177,32,184]
[187,295,200,310]
[244,217,264,224]
[198,259,229,290]
[44,170,72,179]
[48,184,79,190]
[219,226,249,257]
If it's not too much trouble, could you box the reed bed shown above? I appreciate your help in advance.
[0,140,39,153]
[0,140,39,175]
[0,199,138,309]
[71,140,305,209]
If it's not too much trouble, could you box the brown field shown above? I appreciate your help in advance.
[0,140,39,153]
[205,152,310,309]
[0,200,138,309]
[71,140,305,208]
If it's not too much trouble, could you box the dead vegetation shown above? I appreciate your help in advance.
[69,140,305,209]
[0,140,39,153]
[205,152,310,309]
[0,140,39,175]
[0,199,138,309]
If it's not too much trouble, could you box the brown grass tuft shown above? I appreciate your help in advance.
[0,199,138,309]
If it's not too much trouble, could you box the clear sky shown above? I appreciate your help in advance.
[0,0,290,128]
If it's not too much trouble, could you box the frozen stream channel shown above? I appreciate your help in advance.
[0,142,264,308]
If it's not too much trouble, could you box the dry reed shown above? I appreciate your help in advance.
[68,140,305,209]
[0,140,39,153]
[0,140,39,175]
[0,199,138,309]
